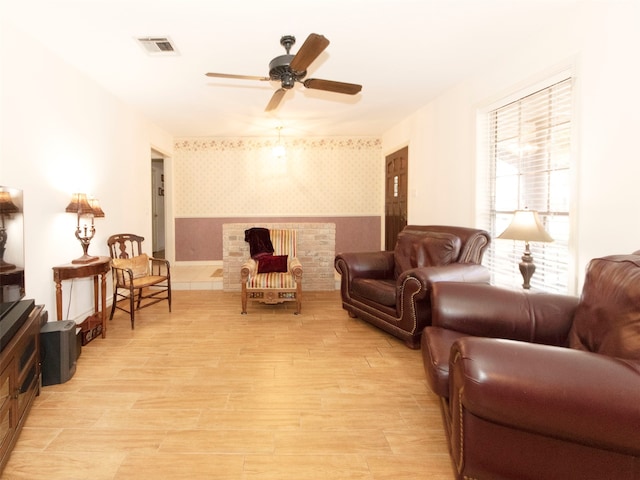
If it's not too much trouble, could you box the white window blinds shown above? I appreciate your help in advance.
[480,78,573,293]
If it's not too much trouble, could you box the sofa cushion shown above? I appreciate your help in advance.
[569,255,640,360]
[418,233,462,265]
[394,230,461,278]
[112,254,150,278]
[351,278,397,307]
[257,254,288,274]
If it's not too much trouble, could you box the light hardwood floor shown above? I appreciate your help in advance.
[3,290,453,479]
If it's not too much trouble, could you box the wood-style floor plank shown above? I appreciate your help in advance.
[2,290,453,479]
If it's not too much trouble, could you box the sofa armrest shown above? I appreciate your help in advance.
[335,251,395,280]
[450,337,640,456]
[111,265,134,287]
[241,258,257,281]
[431,282,578,345]
[289,257,303,280]
[400,263,490,287]
[149,256,170,277]
[392,263,490,306]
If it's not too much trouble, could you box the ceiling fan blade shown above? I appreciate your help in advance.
[289,33,330,73]
[206,72,270,81]
[303,78,362,95]
[265,89,287,112]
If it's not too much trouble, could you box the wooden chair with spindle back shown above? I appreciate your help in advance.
[107,233,171,329]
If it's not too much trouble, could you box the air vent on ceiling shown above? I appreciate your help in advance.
[136,37,179,56]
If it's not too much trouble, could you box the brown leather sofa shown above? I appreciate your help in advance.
[422,254,640,479]
[334,225,490,348]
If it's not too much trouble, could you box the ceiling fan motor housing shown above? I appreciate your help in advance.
[269,54,306,89]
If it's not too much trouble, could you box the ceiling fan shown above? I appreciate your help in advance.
[205,33,362,112]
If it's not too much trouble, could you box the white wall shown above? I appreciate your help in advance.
[382,1,640,293]
[1,21,173,320]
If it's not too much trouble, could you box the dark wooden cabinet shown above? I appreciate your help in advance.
[0,303,43,472]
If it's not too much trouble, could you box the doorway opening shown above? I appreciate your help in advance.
[151,156,166,258]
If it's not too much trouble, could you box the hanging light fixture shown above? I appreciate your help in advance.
[272,126,286,159]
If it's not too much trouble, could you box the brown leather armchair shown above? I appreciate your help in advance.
[334,225,490,348]
[422,254,640,480]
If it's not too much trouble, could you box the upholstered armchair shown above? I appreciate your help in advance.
[421,254,640,480]
[334,225,491,348]
[241,228,303,314]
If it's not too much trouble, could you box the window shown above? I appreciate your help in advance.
[479,77,573,293]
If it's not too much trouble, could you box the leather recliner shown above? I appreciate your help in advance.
[334,225,491,348]
[422,254,640,479]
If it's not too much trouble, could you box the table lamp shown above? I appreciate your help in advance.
[65,193,104,264]
[498,209,553,289]
[0,191,20,271]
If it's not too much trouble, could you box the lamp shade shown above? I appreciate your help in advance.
[498,210,553,243]
[0,191,19,214]
[88,198,105,218]
[65,193,93,215]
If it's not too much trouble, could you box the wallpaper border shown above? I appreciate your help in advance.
[175,137,382,152]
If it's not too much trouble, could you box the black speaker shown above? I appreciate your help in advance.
[40,320,77,386]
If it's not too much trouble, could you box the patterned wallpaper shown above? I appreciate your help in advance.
[173,137,383,217]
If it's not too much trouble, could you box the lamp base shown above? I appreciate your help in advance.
[519,247,536,290]
[73,228,97,264]
[72,254,99,265]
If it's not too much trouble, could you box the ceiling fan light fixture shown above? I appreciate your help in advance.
[281,73,295,89]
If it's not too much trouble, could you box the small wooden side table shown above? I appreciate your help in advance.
[52,256,111,338]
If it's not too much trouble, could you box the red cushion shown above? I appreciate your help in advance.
[257,255,288,274]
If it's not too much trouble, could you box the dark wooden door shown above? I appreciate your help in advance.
[385,146,408,250]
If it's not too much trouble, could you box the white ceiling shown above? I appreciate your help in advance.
[3,0,585,138]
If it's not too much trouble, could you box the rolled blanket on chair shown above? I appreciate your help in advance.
[244,227,275,258]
